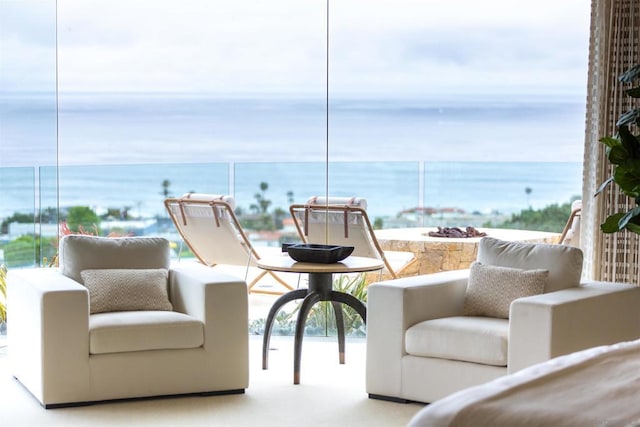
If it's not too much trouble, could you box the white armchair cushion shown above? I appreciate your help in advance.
[81,268,173,314]
[477,237,583,293]
[463,262,548,318]
[89,310,204,354]
[406,316,509,366]
[59,235,171,283]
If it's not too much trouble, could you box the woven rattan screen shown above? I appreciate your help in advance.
[584,0,640,284]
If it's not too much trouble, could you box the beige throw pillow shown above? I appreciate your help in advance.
[80,268,173,315]
[463,261,548,319]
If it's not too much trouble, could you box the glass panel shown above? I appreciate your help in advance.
[327,161,420,226]
[39,166,59,266]
[56,1,328,166]
[0,168,37,267]
[0,1,593,340]
[56,162,228,232]
[0,1,58,269]
[55,0,328,226]
[234,161,326,247]
[423,161,583,227]
[329,1,589,232]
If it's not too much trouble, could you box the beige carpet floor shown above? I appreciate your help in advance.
[0,334,424,427]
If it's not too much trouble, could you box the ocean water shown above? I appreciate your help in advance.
[0,93,585,221]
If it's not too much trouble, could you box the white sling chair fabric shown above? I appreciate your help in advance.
[289,196,416,279]
[558,199,581,248]
[165,193,295,295]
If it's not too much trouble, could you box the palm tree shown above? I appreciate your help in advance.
[525,187,532,208]
[160,179,172,198]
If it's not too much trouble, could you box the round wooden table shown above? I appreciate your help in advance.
[258,255,384,384]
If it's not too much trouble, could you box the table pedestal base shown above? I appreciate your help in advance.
[261,272,366,384]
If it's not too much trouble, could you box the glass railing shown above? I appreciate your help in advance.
[0,167,38,267]
[0,160,582,268]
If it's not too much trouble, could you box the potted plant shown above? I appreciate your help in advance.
[596,63,640,234]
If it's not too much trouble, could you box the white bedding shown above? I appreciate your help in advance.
[408,339,640,427]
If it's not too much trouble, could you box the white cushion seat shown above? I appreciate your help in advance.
[366,237,640,404]
[406,316,509,366]
[89,311,204,355]
[8,235,249,407]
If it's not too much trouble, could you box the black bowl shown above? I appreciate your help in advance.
[286,243,354,264]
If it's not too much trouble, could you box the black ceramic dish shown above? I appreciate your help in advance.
[286,243,354,264]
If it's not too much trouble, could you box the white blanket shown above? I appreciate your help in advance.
[409,339,640,427]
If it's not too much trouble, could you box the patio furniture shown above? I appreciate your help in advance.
[165,193,296,295]
[7,235,249,408]
[289,196,416,279]
[366,236,640,404]
[558,199,582,247]
[258,254,383,384]
[374,227,559,276]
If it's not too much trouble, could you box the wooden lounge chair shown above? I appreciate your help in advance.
[558,199,581,247]
[165,193,296,295]
[289,196,416,279]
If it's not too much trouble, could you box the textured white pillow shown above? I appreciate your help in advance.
[463,261,548,319]
[80,268,173,315]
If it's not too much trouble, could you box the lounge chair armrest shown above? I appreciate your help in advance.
[508,281,640,373]
[366,269,469,397]
[169,262,248,352]
[7,268,90,402]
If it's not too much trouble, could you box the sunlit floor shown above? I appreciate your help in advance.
[0,332,423,427]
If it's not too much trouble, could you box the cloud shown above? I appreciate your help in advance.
[0,0,591,96]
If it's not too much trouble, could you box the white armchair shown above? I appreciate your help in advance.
[366,237,640,404]
[8,235,249,408]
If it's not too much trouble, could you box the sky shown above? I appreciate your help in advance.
[0,0,592,97]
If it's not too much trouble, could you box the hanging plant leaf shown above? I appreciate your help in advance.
[607,145,629,165]
[613,164,640,198]
[616,109,640,127]
[595,176,614,196]
[617,206,640,230]
[597,63,640,235]
[618,64,640,83]
[626,87,640,98]
[626,222,640,234]
[599,136,622,148]
[618,125,640,158]
[601,212,626,233]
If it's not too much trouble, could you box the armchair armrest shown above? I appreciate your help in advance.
[7,268,90,404]
[169,262,249,386]
[366,269,469,397]
[509,281,640,373]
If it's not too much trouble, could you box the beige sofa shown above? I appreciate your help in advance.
[366,237,640,404]
[8,235,249,408]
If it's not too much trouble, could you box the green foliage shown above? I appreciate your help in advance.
[240,182,294,232]
[40,236,59,265]
[1,212,33,234]
[596,63,640,234]
[2,235,35,268]
[248,273,368,337]
[251,181,272,214]
[160,179,172,198]
[484,200,576,232]
[373,217,384,229]
[241,214,275,231]
[65,206,101,234]
[0,264,7,324]
[295,273,368,337]
[325,273,368,335]
[0,235,58,268]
